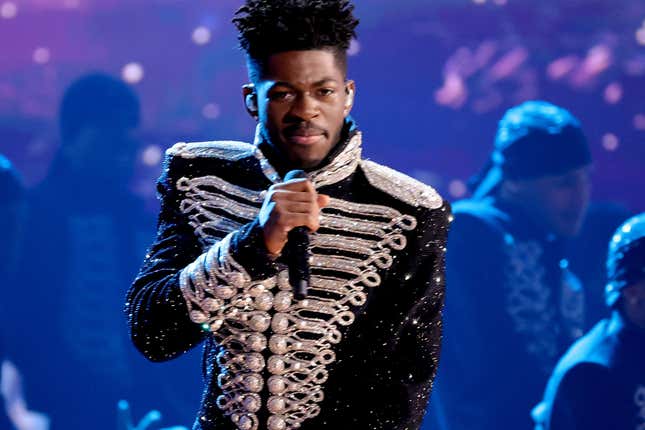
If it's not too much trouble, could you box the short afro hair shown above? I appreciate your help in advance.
[233,0,359,80]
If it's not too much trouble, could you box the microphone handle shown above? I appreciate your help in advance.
[282,169,312,300]
[287,227,310,300]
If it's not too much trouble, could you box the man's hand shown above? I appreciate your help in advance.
[1,360,50,430]
[259,178,330,256]
[117,400,187,430]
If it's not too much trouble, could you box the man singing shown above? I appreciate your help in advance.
[125,1,450,429]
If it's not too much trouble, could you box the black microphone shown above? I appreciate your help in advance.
[283,169,311,300]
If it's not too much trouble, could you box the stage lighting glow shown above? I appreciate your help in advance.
[202,103,221,119]
[142,145,163,166]
[33,47,51,64]
[435,73,467,109]
[192,26,211,45]
[602,133,619,151]
[449,180,467,198]
[0,2,17,19]
[603,82,622,104]
[63,0,81,9]
[637,28,645,46]
[489,47,528,81]
[472,0,486,4]
[546,55,578,80]
[348,39,361,56]
[633,113,645,130]
[122,62,144,84]
[585,44,612,75]
[570,45,612,87]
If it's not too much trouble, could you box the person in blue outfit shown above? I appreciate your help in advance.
[430,101,592,430]
[7,74,196,429]
[533,213,645,430]
[0,153,25,430]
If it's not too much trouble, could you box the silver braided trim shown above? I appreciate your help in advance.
[167,140,255,160]
[180,233,269,430]
[309,133,362,188]
[176,172,418,430]
[261,199,417,430]
[177,175,262,245]
[360,159,443,209]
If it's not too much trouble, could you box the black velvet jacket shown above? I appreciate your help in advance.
[126,124,450,430]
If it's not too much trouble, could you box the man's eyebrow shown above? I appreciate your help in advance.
[269,78,341,89]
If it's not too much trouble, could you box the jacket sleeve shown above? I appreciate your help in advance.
[125,153,279,362]
[547,363,623,430]
[430,209,514,430]
[391,200,452,429]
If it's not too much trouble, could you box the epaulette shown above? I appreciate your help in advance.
[360,159,444,209]
[165,140,255,161]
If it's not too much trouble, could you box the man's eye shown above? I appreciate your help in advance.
[270,91,292,101]
[319,88,335,96]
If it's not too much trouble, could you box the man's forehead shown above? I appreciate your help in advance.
[261,50,345,82]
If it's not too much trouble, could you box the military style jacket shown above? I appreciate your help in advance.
[126,124,450,430]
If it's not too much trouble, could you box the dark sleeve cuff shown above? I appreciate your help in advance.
[229,217,281,281]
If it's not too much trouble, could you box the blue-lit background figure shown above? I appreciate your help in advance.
[0,1,643,429]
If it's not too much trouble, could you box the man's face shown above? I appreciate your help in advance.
[508,166,591,237]
[247,49,354,169]
[622,280,645,329]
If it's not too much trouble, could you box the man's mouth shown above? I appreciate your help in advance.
[286,134,325,145]
[284,126,326,145]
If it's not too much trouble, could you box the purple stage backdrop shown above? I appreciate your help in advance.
[0,0,643,211]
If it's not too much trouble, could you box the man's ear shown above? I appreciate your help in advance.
[242,83,258,120]
[344,80,356,117]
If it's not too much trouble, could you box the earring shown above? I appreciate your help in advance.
[246,94,257,112]
[345,88,354,108]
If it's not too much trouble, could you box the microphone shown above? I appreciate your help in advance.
[283,169,311,300]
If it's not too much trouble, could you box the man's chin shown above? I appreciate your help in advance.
[281,144,330,169]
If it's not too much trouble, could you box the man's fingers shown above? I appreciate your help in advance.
[285,213,321,232]
[270,189,316,204]
[317,194,330,208]
[261,180,326,254]
[273,178,314,192]
[279,201,318,214]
